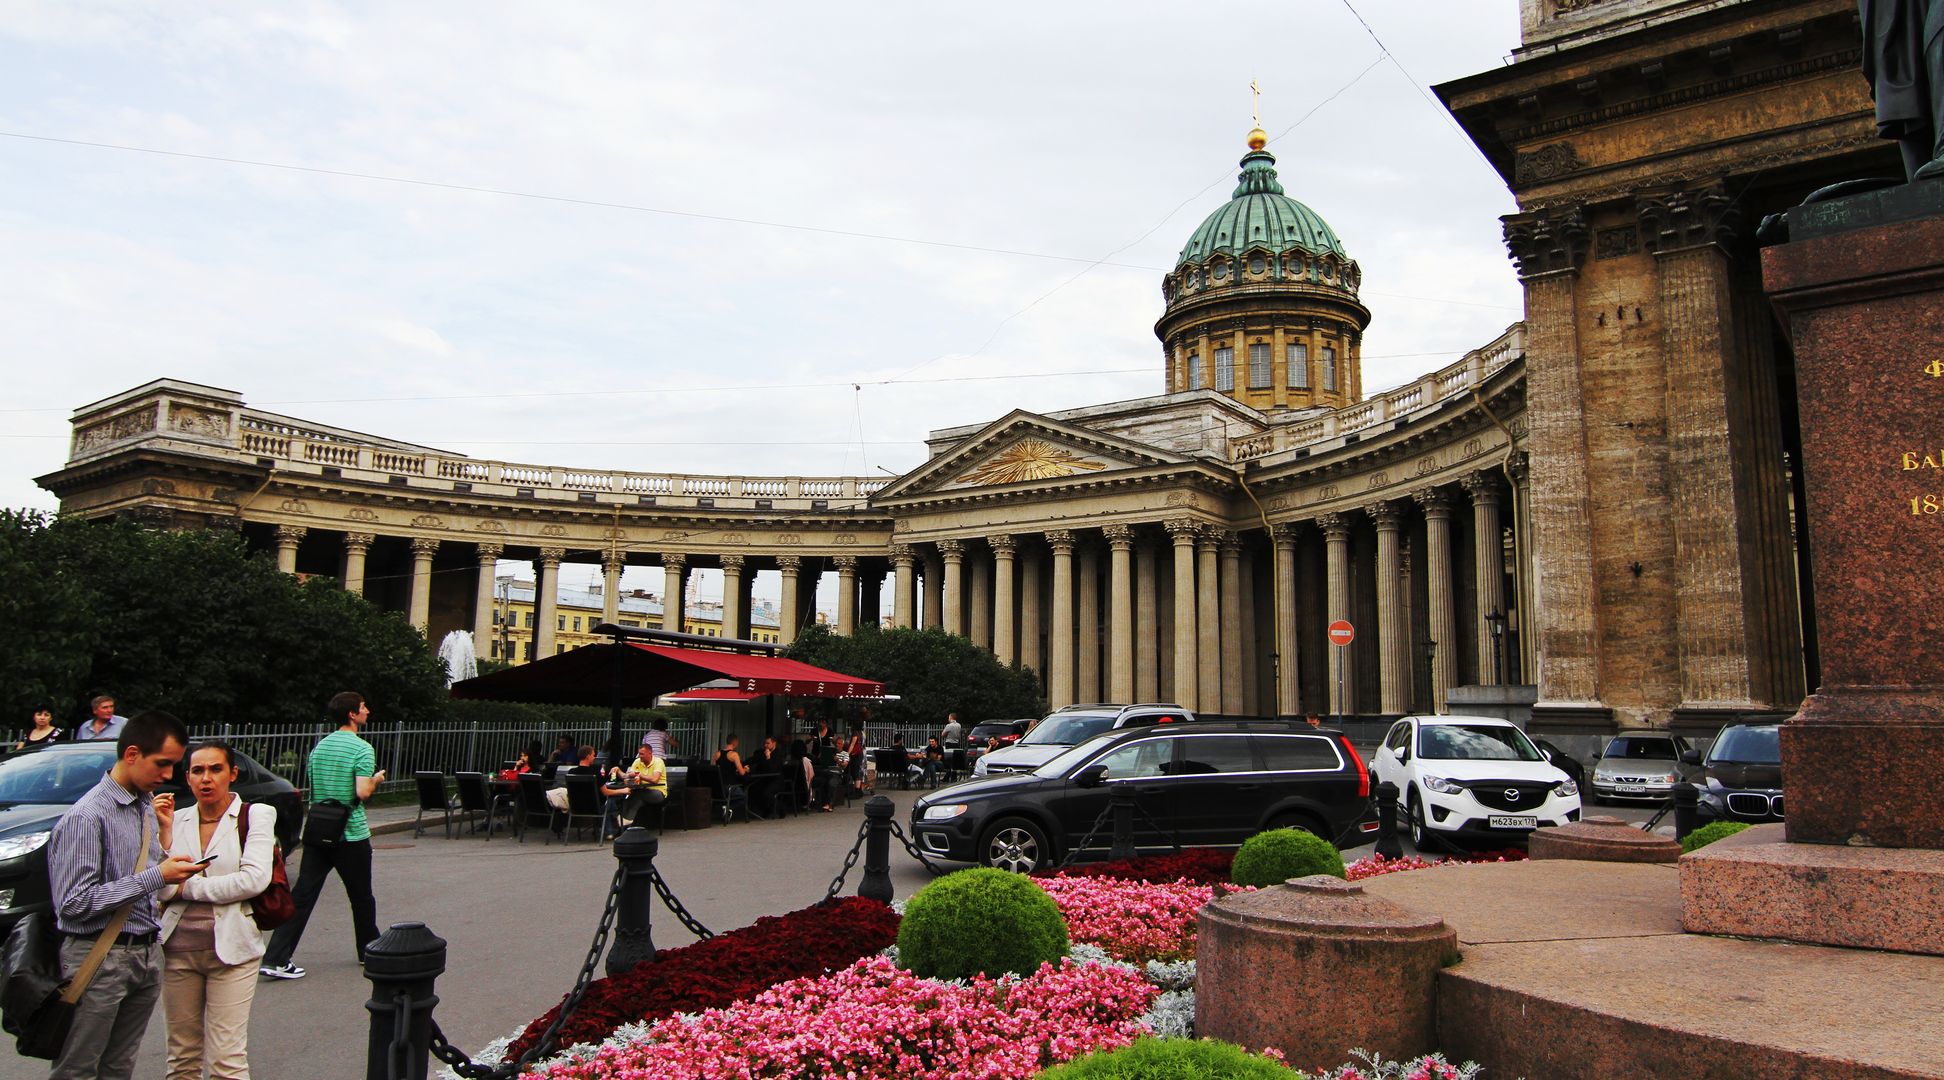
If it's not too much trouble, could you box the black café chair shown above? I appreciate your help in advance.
[412,771,453,839]
[697,762,748,824]
[874,747,911,790]
[561,775,607,842]
[751,759,799,818]
[943,748,968,783]
[515,773,557,843]
[453,771,513,839]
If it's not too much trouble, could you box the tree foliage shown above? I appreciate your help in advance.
[0,510,449,729]
[782,624,1044,727]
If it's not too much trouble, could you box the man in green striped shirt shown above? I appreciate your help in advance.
[259,691,387,980]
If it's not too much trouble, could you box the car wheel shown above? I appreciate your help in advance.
[1407,789,1427,850]
[980,816,1050,874]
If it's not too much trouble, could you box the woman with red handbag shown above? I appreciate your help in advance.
[158,742,276,1079]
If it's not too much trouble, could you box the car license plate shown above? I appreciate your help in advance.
[1616,784,1645,794]
[1488,815,1538,829]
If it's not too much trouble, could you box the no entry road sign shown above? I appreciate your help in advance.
[1327,619,1355,647]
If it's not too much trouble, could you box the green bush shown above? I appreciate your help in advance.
[896,867,1068,980]
[1681,820,1752,853]
[1230,827,1346,887]
[1037,1037,1301,1079]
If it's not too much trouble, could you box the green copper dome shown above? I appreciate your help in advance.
[1177,148,1347,265]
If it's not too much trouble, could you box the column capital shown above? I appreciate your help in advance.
[1411,487,1452,518]
[1317,512,1353,540]
[1637,181,1741,254]
[1195,527,1223,552]
[475,541,504,562]
[1367,500,1405,531]
[1165,517,1201,544]
[1507,450,1530,484]
[1461,470,1503,506]
[776,554,802,573]
[988,534,1018,555]
[343,532,376,552]
[274,524,308,545]
[937,539,966,560]
[601,552,626,574]
[410,536,441,557]
[719,554,746,574]
[889,543,915,566]
[538,547,566,566]
[1216,529,1242,554]
[1046,529,1077,553]
[834,554,859,572]
[1102,524,1135,549]
[1501,204,1589,280]
[661,552,686,572]
[1271,521,1306,546]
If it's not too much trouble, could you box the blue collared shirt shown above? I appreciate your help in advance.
[71,714,128,742]
[47,773,166,936]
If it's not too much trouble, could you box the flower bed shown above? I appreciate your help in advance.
[1034,847,1234,885]
[503,895,899,1060]
[1344,849,1526,881]
[1037,875,1244,963]
[522,955,1155,1080]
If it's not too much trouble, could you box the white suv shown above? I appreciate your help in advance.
[1368,715,1580,848]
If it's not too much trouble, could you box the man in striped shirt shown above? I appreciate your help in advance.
[46,710,208,1079]
[258,692,387,980]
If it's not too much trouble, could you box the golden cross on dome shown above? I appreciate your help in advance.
[1250,79,1261,126]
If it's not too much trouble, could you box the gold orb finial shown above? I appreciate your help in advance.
[1247,127,1268,151]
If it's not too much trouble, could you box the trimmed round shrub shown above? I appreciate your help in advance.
[1036,1036,1301,1079]
[1231,827,1346,887]
[897,867,1069,980]
[1681,820,1752,853]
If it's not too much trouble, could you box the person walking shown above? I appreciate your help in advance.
[45,709,208,1080]
[15,703,63,751]
[641,717,679,761]
[159,742,275,1079]
[258,692,385,980]
[73,695,128,743]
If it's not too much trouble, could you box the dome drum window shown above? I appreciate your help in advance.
[1247,254,1267,276]
[1248,343,1271,389]
[1189,354,1205,391]
[1322,345,1339,392]
[1287,343,1310,389]
[1214,347,1235,392]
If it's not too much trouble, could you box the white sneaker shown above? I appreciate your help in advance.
[259,963,306,980]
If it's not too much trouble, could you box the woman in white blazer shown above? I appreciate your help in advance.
[160,741,275,1080]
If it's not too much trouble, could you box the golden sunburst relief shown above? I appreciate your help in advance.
[956,438,1109,486]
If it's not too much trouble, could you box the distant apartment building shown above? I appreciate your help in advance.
[488,576,806,664]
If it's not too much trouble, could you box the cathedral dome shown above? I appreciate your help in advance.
[1176,147,1349,267]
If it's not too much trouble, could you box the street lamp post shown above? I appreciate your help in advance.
[1484,608,1506,685]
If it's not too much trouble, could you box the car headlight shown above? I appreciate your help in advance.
[920,804,968,821]
[0,831,51,861]
[1659,773,1679,784]
[1422,775,1462,795]
[0,887,14,910]
[1554,780,1578,797]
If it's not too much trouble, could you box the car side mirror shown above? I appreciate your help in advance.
[1397,747,1411,764]
[1073,764,1107,788]
[1681,750,1701,766]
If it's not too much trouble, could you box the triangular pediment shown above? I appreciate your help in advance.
[874,410,1189,502]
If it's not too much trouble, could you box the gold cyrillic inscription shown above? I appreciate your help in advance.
[1902,451,1944,470]
[1925,359,1944,378]
[1913,494,1942,516]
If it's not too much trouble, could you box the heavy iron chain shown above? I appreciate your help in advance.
[649,865,714,940]
[386,988,413,1080]
[886,820,948,876]
[426,859,629,1079]
[1058,794,1184,867]
[821,819,870,902]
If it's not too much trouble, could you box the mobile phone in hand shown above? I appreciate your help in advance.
[194,854,218,866]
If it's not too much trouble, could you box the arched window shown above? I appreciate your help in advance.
[1287,343,1310,388]
[1214,347,1235,392]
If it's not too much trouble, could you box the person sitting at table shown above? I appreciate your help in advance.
[920,737,943,787]
[744,736,782,817]
[549,735,578,766]
[616,743,668,828]
[544,745,603,837]
[888,732,914,789]
[714,735,749,783]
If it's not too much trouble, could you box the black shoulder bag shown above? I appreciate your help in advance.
[301,795,359,847]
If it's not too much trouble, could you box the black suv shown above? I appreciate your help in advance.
[1693,723,1784,824]
[912,721,1377,872]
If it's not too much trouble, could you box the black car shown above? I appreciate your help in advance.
[912,721,1377,872]
[1693,723,1784,824]
[0,742,303,937]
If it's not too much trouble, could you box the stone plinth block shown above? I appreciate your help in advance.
[1528,815,1679,862]
[1682,824,1944,956]
[1764,189,1944,849]
[1196,875,1455,1072]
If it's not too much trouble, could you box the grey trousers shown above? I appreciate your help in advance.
[50,938,162,1080]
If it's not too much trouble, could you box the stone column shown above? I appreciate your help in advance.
[1104,525,1136,703]
[407,537,438,632]
[1371,502,1409,716]
[859,566,882,632]
[1219,532,1245,715]
[721,555,746,640]
[834,555,858,635]
[889,545,915,629]
[969,550,992,649]
[342,532,374,596]
[1077,540,1101,702]
[1320,513,1352,716]
[1167,519,1200,709]
[1272,524,1301,717]
[274,524,306,575]
[1508,452,1537,683]
[600,553,624,627]
[1502,206,1601,707]
[939,540,966,637]
[1463,472,1507,683]
[1413,490,1457,713]
[1047,530,1076,708]
[1197,529,1223,715]
[991,535,1017,664]
[1019,548,1044,678]
[661,554,686,633]
[922,552,944,630]
[1135,538,1160,702]
[536,548,564,656]
[473,542,503,660]
[777,555,802,645]
[1239,546,1258,716]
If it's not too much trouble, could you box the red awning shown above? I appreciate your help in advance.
[449,640,883,706]
[626,643,884,698]
[660,687,763,703]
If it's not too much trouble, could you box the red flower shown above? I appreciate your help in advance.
[1033,847,1235,886]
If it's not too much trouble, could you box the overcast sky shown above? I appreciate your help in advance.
[1,2,1527,602]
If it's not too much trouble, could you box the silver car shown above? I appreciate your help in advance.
[1588,731,1696,804]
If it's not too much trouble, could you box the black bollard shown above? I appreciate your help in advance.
[1373,781,1404,860]
[605,827,659,976]
[1672,782,1699,841]
[1108,783,1138,860]
[859,795,895,902]
[363,922,446,1080]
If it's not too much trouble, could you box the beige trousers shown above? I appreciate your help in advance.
[163,949,258,1080]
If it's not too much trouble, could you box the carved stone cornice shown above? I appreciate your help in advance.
[1367,501,1405,531]
[988,534,1018,556]
[410,536,440,558]
[1461,471,1503,506]
[937,539,966,560]
[776,554,802,573]
[538,547,566,565]
[1317,512,1352,540]
[719,554,746,574]
[1045,529,1077,553]
[661,552,686,572]
[1411,488,1452,518]
[344,532,376,551]
[1102,524,1135,549]
[833,554,859,572]
[1502,205,1590,279]
[1637,182,1741,254]
[274,524,307,545]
